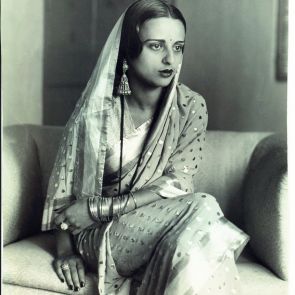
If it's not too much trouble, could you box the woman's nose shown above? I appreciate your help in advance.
[163,48,174,65]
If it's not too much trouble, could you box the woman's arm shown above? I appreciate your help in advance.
[52,191,160,290]
[55,92,207,226]
[123,189,162,214]
[53,229,86,292]
[55,229,75,256]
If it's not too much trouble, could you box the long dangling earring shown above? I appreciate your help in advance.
[117,59,132,96]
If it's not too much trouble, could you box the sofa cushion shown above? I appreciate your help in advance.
[3,233,287,295]
[3,233,97,295]
[238,261,288,295]
[2,284,65,295]
[237,247,288,294]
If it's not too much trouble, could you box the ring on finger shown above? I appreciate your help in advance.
[61,263,70,271]
[60,222,69,231]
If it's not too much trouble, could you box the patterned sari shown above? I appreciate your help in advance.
[41,8,249,295]
[74,84,249,295]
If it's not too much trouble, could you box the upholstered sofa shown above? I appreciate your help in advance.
[3,124,288,294]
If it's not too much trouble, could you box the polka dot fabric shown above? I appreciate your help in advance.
[101,84,208,200]
[166,84,208,192]
[45,83,249,295]
[74,193,249,294]
[73,84,248,295]
[142,83,208,198]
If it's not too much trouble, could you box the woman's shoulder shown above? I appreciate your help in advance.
[176,82,206,106]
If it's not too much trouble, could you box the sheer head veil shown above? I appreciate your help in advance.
[42,4,182,230]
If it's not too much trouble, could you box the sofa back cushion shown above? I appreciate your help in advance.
[32,126,269,226]
[197,131,270,225]
[3,124,270,244]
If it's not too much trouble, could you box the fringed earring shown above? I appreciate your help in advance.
[117,59,131,96]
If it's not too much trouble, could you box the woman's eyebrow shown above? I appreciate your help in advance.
[143,39,185,43]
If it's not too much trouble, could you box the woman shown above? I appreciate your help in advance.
[42,1,249,294]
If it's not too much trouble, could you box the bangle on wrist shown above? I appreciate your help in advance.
[88,193,135,223]
[122,193,130,214]
[98,197,113,222]
[129,191,138,209]
[88,196,99,221]
[88,196,112,223]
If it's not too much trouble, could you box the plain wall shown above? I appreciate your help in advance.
[2,0,287,133]
[178,0,287,132]
[43,0,134,125]
[2,0,44,126]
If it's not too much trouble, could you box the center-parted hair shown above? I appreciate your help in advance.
[121,0,186,59]
[114,0,186,93]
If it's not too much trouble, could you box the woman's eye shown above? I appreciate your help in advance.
[174,45,183,52]
[150,43,162,51]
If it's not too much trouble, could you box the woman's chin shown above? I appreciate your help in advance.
[136,75,175,90]
[151,76,175,88]
[159,78,175,87]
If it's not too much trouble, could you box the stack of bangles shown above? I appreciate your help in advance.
[88,191,138,222]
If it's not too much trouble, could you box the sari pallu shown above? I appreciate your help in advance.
[102,83,208,198]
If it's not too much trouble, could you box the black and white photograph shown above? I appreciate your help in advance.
[2,0,291,294]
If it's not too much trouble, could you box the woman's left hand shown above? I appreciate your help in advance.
[54,198,94,235]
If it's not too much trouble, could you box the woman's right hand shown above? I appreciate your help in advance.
[53,253,86,292]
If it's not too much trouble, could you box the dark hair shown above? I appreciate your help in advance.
[121,0,186,59]
[114,0,186,93]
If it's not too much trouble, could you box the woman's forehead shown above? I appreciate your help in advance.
[139,17,185,42]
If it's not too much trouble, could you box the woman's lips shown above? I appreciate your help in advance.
[159,69,174,77]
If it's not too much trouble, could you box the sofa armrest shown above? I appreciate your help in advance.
[3,125,43,246]
[243,134,288,280]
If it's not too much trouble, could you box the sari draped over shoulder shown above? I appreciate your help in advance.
[41,8,249,295]
[102,83,208,199]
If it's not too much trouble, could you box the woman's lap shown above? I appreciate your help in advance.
[75,192,247,294]
[108,192,222,276]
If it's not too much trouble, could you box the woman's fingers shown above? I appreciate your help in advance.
[54,199,94,233]
[55,256,86,291]
[68,216,76,225]
[53,259,65,283]
[54,211,66,226]
[71,225,82,236]
[55,211,79,230]
[68,217,81,232]
[61,261,74,290]
[63,273,74,291]
[76,259,86,287]
[69,261,81,291]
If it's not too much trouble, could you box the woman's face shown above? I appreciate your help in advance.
[128,17,186,89]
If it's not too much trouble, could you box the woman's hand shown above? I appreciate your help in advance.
[54,198,94,235]
[53,253,86,291]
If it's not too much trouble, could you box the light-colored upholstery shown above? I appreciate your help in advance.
[3,234,97,294]
[243,135,288,280]
[3,124,288,294]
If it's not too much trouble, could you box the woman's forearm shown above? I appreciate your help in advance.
[123,189,162,214]
[55,229,75,257]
